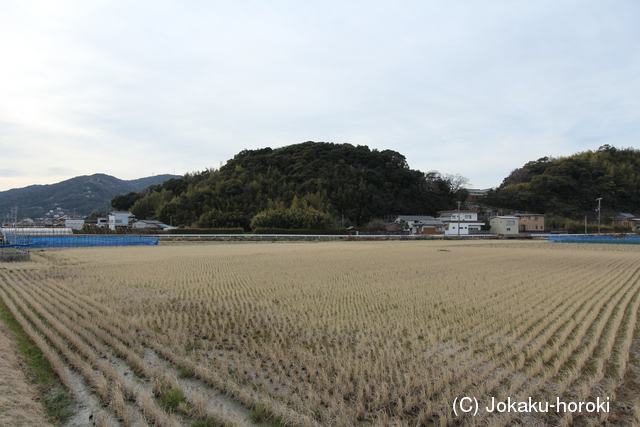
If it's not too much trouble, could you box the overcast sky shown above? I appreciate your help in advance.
[1,1,639,192]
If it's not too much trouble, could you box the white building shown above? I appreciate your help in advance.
[437,210,484,236]
[108,211,135,230]
[489,216,519,235]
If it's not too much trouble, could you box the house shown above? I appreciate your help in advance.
[52,215,68,227]
[489,216,519,235]
[513,213,546,232]
[437,210,484,236]
[108,211,135,230]
[611,213,640,232]
[466,188,490,203]
[393,216,445,235]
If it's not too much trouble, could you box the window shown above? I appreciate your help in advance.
[506,220,515,225]
[534,216,538,221]
[506,228,511,231]
[465,215,472,219]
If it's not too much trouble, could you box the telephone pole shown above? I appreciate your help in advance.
[457,200,462,239]
[596,198,602,235]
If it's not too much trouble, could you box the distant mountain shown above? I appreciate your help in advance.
[0,173,180,220]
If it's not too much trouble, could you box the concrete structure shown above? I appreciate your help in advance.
[394,216,445,235]
[513,214,546,232]
[108,211,134,230]
[437,210,484,236]
[489,216,519,235]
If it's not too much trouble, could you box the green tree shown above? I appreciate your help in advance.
[111,192,142,211]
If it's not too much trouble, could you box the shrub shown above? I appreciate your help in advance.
[162,228,245,234]
[253,228,348,235]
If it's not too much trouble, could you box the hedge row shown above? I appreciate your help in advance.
[253,228,348,235]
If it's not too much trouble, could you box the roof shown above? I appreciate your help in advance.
[395,216,436,222]
[489,216,518,219]
[416,218,445,226]
[440,220,484,224]
[611,213,639,219]
[437,210,478,214]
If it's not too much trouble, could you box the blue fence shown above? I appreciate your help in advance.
[6,235,158,248]
[548,235,640,245]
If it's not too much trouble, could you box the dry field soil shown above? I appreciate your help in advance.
[1,240,639,426]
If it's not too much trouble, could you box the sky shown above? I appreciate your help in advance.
[1,1,639,192]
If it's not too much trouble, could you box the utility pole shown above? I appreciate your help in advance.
[596,198,602,235]
[457,200,462,239]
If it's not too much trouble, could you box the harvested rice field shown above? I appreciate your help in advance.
[1,240,640,426]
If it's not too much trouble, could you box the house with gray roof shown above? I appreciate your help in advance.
[393,215,445,235]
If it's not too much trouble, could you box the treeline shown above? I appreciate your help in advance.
[483,145,640,219]
[112,142,468,229]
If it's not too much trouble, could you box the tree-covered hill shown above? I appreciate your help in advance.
[128,142,467,228]
[483,145,640,218]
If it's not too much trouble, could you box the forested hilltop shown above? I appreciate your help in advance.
[483,145,640,218]
[119,142,467,229]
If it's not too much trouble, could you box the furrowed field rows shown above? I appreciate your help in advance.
[1,240,640,426]
[0,269,314,426]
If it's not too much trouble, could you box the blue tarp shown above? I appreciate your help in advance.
[7,235,158,248]
[548,235,640,245]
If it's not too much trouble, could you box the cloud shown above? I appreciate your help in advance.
[0,169,22,178]
[0,1,639,191]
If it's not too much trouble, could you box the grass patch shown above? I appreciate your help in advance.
[161,388,186,411]
[0,295,75,423]
[178,366,196,378]
[249,409,266,422]
[192,417,234,427]
[249,404,286,426]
